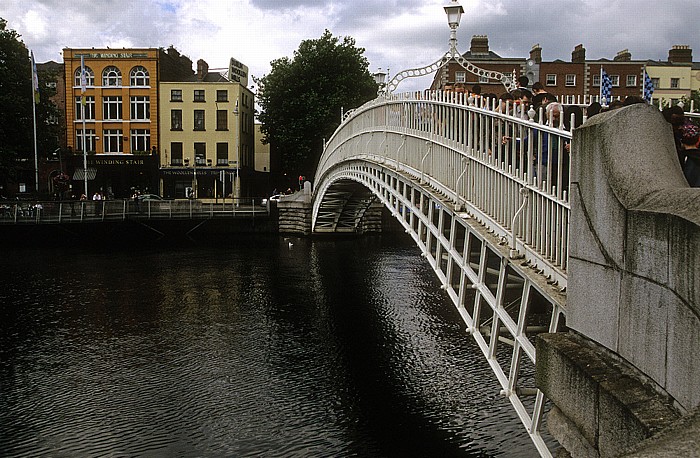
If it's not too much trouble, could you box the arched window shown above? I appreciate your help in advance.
[74,66,95,87]
[130,66,150,86]
[102,66,122,86]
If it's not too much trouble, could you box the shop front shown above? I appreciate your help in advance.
[68,154,159,198]
[160,167,239,200]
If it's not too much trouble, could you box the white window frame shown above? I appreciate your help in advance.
[671,78,680,89]
[626,75,637,87]
[546,74,557,86]
[102,66,122,86]
[76,129,96,152]
[565,74,576,87]
[130,129,150,153]
[75,96,95,121]
[611,75,620,87]
[592,74,601,87]
[103,129,123,153]
[130,96,150,121]
[130,66,150,86]
[103,96,123,120]
[171,89,183,102]
[455,71,466,83]
[74,66,95,87]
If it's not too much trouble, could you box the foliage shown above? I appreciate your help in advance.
[256,30,378,177]
[0,18,60,189]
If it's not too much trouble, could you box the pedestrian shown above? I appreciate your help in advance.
[679,123,700,187]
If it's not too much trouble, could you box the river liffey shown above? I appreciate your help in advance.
[0,234,540,457]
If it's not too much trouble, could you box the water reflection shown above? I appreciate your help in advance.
[0,235,537,457]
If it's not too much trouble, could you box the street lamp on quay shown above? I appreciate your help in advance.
[184,157,196,199]
[376,0,515,95]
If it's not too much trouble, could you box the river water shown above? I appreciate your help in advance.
[0,234,538,457]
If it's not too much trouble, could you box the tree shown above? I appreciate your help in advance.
[256,30,378,182]
[0,18,59,195]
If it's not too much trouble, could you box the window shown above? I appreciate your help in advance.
[565,74,576,87]
[217,90,228,102]
[626,75,637,87]
[102,66,122,86]
[170,142,183,166]
[194,143,206,165]
[76,129,96,152]
[671,78,680,89]
[194,110,205,131]
[194,90,206,102]
[103,96,122,120]
[479,75,489,83]
[75,96,95,120]
[610,75,620,87]
[103,129,123,153]
[217,143,229,165]
[592,74,601,87]
[651,78,660,89]
[455,72,466,83]
[216,110,228,130]
[130,66,150,86]
[546,74,556,86]
[171,109,182,131]
[131,129,150,153]
[130,96,150,120]
[171,89,183,102]
[74,66,94,87]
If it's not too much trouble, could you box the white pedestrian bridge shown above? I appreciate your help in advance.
[310,94,700,457]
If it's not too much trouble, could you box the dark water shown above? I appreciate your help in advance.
[0,234,538,457]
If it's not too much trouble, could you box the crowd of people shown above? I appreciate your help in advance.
[438,75,699,188]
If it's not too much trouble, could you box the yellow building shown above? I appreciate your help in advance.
[254,123,270,173]
[159,60,254,199]
[63,48,160,197]
[645,45,695,108]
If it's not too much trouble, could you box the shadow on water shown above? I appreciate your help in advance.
[0,233,539,457]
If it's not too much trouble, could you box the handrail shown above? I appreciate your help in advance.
[0,198,270,225]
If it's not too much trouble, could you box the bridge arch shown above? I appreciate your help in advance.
[311,93,576,454]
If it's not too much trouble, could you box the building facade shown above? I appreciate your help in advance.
[63,48,160,197]
[432,37,694,107]
[158,60,255,200]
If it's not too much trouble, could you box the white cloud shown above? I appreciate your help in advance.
[2,0,699,94]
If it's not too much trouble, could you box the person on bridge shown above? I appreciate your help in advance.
[679,123,700,187]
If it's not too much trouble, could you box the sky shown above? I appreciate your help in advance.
[3,0,699,94]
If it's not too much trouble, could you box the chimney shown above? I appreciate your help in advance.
[668,45,692,63]
[196,59,209,81]
[572,44,586,63]
[470,35,489,55]
[614,49,632,61]
[530,44,542,64]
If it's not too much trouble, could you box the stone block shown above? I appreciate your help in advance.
[668,216,700,318]
[625,211,669,284]
[618,274,668,388]
[666,302,700,410]
[567,257,620,352]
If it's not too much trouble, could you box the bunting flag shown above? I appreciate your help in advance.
[30,50,40,104]
[80,54,87,105]
[643,71,655,104]
[600,68,612,106]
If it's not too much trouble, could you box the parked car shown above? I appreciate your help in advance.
[137,193,163,201]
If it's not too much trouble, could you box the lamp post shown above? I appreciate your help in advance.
[233,97,240,207]
[380,0,514,95]
[184,157,196,198]
[372,68,388,96]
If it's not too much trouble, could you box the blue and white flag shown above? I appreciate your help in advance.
[643,71,655,104]
[600,68,612,105]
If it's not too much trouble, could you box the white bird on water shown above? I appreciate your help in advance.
[288,241,293,249]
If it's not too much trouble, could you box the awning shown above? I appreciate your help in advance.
[72,168,97,180]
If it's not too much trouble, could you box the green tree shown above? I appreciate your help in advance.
[256,30,378,180]
[0,18,59,195]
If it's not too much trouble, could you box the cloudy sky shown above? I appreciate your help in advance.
[3,0,699,93]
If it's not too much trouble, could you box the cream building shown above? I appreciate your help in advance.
[254,123,270,173]
[159,60,254,199]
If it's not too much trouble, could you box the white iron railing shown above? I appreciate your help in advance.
[318,91,574,287]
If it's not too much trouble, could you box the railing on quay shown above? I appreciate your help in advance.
[320,91,574,283]
[0,198,269,225]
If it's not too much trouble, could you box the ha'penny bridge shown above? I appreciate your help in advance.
[303,93,700,457]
